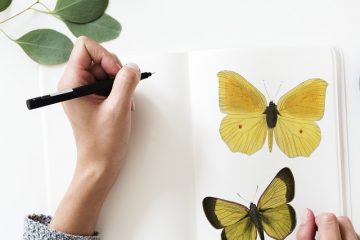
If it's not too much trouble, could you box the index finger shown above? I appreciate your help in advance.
[316,213,341,240]
[68,36,120,76]
[58,37,121,90]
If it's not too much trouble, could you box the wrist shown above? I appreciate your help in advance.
[50,164,113,235]
[75,149,124,185]
[74,160,118,193]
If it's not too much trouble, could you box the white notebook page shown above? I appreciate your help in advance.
[188,48,349,239]
[40,48,349,240]
[40,53,195,240]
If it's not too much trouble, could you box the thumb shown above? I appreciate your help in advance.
[297,208,316,240]
[106,63,140,110]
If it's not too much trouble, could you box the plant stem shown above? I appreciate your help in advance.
[38,2,52,12]
[30,8,51,14]
[0,28,15,41]
[0,0,40,25]
[31,2,61,20]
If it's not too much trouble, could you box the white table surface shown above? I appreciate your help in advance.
[0,0,359,238]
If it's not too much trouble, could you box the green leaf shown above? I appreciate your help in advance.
[65,14,121,43]
[53,0,109,23]
[0,0,12,12]
[16,29,73,65]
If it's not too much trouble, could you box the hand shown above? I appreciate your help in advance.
[59,36,140,180]
[49,36,140,235]
[297,208,359,240]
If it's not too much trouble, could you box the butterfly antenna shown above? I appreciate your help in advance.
[273,81,283,100]
[237,193,250,204]
[252,185,259,203]
[262,80,271,100]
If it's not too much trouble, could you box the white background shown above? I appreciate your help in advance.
[0,0,360,239]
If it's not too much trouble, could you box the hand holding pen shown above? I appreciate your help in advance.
[48,36,142,235]
[26,72,153,110]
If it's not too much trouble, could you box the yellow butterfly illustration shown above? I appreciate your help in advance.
[203,167,296,240]
[218,71,328,157]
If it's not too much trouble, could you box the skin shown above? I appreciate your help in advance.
[49,36,359,239]
[297,208,359,240]
[49,36,140,235]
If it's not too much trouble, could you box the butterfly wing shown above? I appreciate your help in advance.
[257,167,295,209]
[275,117,321,157]
[203,197,249,228]
[218,71,267,114]
[260,204,296,240]
[218,71,267,154]
[220,114,267,154]
[275,79,327,157]
[257,168,296,239]
[203,197,257,240]
[277,79,328,120]
[221,218,257,240]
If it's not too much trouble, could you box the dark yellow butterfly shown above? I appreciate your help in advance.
[203,167,296,240]
[218,71,328,157]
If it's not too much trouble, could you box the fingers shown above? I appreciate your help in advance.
[338,216,359,240]
[89,63,108,80]
[316,213,342,240]
[69,36,121,75]
[131,98,135,111]
[297,210,359,240]
[106,63,140,111]
[59,36,121,90]
[82,52,122,84]
[297,208,316,240]
[58,36,139,112]
[112,53,122,66]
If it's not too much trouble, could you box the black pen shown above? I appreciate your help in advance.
[26,72,153,110]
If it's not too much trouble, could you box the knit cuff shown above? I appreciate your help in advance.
[24,214,100,240]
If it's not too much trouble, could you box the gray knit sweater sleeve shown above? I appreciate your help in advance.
[23,215,100,240]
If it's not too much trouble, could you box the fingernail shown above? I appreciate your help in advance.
[302,208,310,224]
[318,213,337,225]
[125,62,140,73]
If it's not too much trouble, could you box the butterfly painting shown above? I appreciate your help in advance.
[218,70,328,158]
[203,167,296,240]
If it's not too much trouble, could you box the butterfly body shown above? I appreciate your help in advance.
[264,101,279,128]
[203,167,296,240]
[248,203,265,240]
[218,70,328,157]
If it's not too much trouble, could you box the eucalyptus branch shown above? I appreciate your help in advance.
[0,0,120,65]
[0,0,40,25]
[0,28,14,41]
[30,2,52,14]
[31,2,61,20]
[38,2,52,12]
[30,8,51,14]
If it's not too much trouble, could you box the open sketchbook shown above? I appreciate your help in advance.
[37,47,351,239]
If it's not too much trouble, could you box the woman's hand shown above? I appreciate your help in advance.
[59,36,140,180]
[297,209,359,240]
[49,36,140,236]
